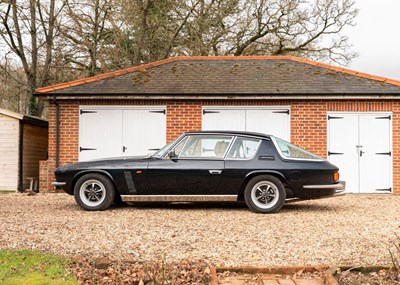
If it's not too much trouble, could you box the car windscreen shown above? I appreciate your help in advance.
[151,136,180,158]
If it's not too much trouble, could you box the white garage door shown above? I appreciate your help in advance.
[79,106,166,161]
[327,112,392,193]
[202,107,290,141]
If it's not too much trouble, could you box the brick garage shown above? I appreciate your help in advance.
[35,56,400,194]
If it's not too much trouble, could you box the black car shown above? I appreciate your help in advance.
[53,131,345,213]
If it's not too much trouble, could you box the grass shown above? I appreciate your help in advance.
[0,249,78,285]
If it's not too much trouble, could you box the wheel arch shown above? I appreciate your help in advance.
[238,170,287,199]
[72,170,118,194]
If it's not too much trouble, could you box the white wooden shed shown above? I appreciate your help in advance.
[0,108,48,191]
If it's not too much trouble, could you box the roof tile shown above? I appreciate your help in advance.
[35,56,400,96]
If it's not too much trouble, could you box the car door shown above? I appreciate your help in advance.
[146,135,233,195]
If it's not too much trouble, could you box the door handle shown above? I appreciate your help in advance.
[209,170,222,175]
[359,150,365,157]
[123,146,127,152]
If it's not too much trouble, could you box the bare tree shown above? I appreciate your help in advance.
[0,0,62,116]
[0,57,27,113]
[116,0,357,65]
[174,0,358,64]
[229,0,358,64]
[0,0,358,114]
[116,0,199,65]
[59,0,127,76]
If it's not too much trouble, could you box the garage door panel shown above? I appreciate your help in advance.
[246,110,290,141]
[202,109,246,131]
[79,109,123,161]
[79,106,166,161]
[202,107,290,141]
[122,109,166,156]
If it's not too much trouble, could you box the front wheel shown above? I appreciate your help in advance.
[244,175,286,214]
[74,173,115,211]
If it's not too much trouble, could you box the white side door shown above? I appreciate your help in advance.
[327,113,392,193]
[359,115,392,193]
[79,108,123,161]
[122,108,166,156]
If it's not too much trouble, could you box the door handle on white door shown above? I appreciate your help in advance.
[359,150,365,157]
[209,170,222,174]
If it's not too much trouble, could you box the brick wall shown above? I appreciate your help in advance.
[40,99,400,194]
[167,101,202,141]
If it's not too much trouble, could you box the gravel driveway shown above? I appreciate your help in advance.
[1,193,399,267]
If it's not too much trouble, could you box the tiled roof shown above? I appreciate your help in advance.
[35,56,400,97]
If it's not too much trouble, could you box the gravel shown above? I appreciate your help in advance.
[0,193,400,267]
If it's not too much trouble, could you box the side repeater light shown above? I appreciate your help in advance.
[334,172,340,182]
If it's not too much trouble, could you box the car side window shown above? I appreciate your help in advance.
[226,137,261,159]
[179,135,233,159]
[273,137,321,160]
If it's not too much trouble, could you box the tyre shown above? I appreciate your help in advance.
[244,175,286,213]
[74,173,115,211]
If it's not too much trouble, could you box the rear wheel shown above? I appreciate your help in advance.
[244,175,286,213]
[74,173,115,211]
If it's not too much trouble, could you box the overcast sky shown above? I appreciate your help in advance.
[345,0,400,80]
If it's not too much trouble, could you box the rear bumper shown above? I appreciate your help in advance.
[303,181,346,190]
[287,181,346,203]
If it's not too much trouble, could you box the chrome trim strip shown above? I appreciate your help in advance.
[121,195,238,202]
[303,182,345,190]
[52,181,66,186]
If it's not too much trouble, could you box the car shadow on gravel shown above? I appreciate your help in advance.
[281,202,347,213]
[109,200,347,213]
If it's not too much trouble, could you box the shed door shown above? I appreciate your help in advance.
[79,107,166,161]
[202,107,290,141]
[327,113,392,193]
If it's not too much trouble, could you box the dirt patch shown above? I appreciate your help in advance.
[335,269,400,284]
[69,256,210,284]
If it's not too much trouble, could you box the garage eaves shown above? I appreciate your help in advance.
[34,56,400,100]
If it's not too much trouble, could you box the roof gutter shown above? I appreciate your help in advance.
[52,95,60,168]
[35,93,400,101]
[18,121,24,192]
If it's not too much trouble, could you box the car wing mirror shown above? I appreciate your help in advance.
[168,150,177,159]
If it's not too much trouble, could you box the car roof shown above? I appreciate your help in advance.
[184,130,272,139]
